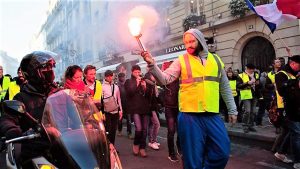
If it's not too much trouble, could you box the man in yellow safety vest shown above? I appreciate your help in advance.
[83,65,103,121]
[237,63,261,133]
[4,67,27,101]
[140,29,237,169]
[0,65,11,102]
[275,55,300,169]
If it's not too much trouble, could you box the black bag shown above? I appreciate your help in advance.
[102,84,119,112]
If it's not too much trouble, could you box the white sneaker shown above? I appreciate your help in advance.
[154,142,160,146]
[148,142,159,150]
[274,152,293,163]
[294,163,300,169]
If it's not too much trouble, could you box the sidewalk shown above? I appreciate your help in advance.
[225,122,276,149]
[159,113,277,149]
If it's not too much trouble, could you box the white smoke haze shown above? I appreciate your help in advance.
[128,5,160,27]
[91,1,172,57]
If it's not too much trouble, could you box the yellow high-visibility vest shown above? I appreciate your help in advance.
[8,81,20,100]
[276,70,296,108]
[229,80,237,97]
[267,71,275,84]
[178,52,224,113]
[93,80,102,101]
[268,71,284,108]
[0,76,11,101]
[93,80,103,121]
[238,72,259,100]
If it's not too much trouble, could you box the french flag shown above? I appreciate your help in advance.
[245,0,299,33]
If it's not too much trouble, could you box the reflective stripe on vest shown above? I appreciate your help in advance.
[238,72,259,100]
[178,52,224,113]
[276,70,296,108]
[8,81,20,100]
[0,76,11,100]
[93,80,103,121]
[229,80,237,97]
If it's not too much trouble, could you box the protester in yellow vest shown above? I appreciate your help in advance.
[140,29,237,169]
[270,58,293,163]
[0,65,11,102]
[4,67,27,100]
[275,55,300,169]
[227,68,239,124]
[264,59,283,128]
[237,63,261,133]
[83,65,103,121]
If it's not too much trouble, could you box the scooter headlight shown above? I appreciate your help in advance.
[38,164,56,169]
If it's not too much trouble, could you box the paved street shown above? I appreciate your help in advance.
[0,125,294,169]
[115,126,293,169]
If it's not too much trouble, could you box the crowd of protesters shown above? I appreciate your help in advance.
[0,33,299,169]
[219,54,300,169]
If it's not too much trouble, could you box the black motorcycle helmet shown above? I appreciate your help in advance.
[20,51,57,88]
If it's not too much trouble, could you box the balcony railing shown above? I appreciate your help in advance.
[183,14,206,32]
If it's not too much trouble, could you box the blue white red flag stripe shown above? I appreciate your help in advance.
[245,0,298,33]
[277,0,300,18]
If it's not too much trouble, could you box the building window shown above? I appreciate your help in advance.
[190,0,204,15]
[190,0,197,14]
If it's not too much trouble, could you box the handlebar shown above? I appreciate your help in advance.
[5,133,41,144]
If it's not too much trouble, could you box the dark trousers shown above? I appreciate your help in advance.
[165,107,180,156]
[289,121,300,163]
[237,100,244,123]
[132,114,149,149]
[104,112,119,145]
[118,113,132,134]
[243,99,258,127]
[256,99,271,125]
[272,124,290,153]
[220,99,228,122]
[220,96,239,123]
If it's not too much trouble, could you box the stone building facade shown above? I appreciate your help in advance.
[149,0,300,72]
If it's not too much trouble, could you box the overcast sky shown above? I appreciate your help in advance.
[0,0,48,61]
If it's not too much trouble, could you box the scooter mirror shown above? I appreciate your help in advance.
[2,100,26,116]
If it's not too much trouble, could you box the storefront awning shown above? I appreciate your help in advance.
[96,63,121,74]
[138,50,186,68]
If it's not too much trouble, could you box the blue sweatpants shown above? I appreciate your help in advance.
[178,112,230,169]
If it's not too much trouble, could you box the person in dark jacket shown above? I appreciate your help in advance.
[124,65,151,157]
[262,60,281,126]
[161,61,181,162]
[275,55,300,169]
[0,51,60,168]
[144,71,161,150]
[117,72,133,139]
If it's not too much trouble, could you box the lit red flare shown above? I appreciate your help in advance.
[128,17,146,51]
[128,17,144,37]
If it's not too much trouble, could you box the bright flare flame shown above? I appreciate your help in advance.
[128,17,144,37]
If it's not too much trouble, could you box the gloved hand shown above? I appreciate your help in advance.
[5,127,22,140]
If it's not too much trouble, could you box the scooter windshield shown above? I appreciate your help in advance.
[42,89,110,169]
